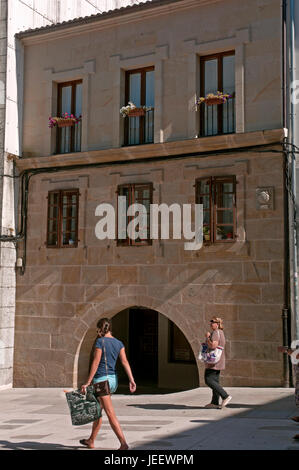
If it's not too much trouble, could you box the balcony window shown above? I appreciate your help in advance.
[200,52,235,137]
[56,80,82,154]
[196,176,236,243]
[124,67,154,146]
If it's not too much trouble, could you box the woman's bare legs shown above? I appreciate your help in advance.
[89,416,102,447]
[80,417,102,448]
[100,395,128,450]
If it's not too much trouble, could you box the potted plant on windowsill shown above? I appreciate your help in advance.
[49,112,82,128]
[120,101,152,118]
[216,227,225,240]
[197,91,232,106]
[203,226,210,241]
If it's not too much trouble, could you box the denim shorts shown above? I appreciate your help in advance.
[93,374,118,394]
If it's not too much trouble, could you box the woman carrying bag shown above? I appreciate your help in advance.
[203,317,232,409]
[278,343,299,440]
[80,317,136,450]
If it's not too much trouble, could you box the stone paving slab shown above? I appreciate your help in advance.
[0,387,298,451]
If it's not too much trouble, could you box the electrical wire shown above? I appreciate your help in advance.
[0,139,297,274]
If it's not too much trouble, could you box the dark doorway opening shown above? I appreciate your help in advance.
[115,307,161,393]
[112,306,199,394]
[129,307,158,384]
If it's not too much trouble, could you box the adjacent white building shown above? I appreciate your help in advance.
[0,0,150,389]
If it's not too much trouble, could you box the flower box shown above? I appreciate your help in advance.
[197,92,232,106]
[127,107,145,117]
[120,102,152,118]
[204,97,226,106]
[49,113,81,129]
[56,118,76,128]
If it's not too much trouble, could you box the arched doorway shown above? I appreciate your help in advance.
[77,306,199,394]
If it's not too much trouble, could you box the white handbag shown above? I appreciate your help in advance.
[198,330,224,364]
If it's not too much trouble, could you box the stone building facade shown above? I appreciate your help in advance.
[13,0,288,389]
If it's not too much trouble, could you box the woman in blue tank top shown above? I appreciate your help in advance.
[80,318,136,450]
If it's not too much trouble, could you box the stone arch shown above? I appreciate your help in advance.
[69,294,201,389]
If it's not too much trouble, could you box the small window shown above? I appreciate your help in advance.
[169,322,196,364]
[200,51,235,137]
[117,183,152,246]
[56,80,82,154]
[47,189,79,248]
[196,176,236,243]
[124,67,154,146]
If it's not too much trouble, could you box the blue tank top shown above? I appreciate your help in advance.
[94,336,124,379]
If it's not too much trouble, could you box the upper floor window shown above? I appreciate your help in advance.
[200,52,235,137]
[47,189,79,248]
[196,176,236,243]
[117,183,153,246]
[124,67,154,146]
[56,80,82,154]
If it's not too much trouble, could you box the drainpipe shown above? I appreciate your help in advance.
[282,0,291,387]
[289,0,299,344]
[290,0,299,340]
[282,0,299,387]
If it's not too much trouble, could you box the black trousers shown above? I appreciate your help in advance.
[204,369,229,405]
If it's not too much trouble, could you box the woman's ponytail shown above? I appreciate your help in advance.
[97,317,112,337]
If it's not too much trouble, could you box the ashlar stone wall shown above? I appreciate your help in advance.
[14,149,285,388]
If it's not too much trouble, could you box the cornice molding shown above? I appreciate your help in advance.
[16,129,284,172]
[17,0,223,46]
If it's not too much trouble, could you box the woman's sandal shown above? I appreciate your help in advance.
[79,439,94,449]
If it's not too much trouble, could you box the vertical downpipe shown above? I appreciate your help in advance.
[282,0,290,387]
[290,0,299,343]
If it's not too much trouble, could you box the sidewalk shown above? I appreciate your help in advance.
[0,387,298,451]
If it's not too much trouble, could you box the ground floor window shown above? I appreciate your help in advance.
[47,189,79,248]
[117,183,153,246]
[196,175,236,243]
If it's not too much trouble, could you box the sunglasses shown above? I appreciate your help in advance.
[210,320,219,324]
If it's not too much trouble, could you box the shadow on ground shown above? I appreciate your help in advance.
[116,384,186,395]
[127,403,255,410]
[0,440,80,450]
[128,395,299,450]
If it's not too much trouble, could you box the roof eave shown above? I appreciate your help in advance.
[15,0,220,44]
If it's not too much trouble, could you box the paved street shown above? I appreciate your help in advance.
[0,387,298,451]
